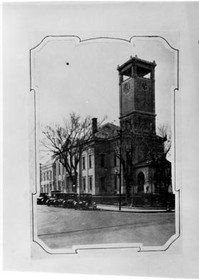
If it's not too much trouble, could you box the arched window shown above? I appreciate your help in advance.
[137,172,145,192]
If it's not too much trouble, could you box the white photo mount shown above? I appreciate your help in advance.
[30,35,180,255]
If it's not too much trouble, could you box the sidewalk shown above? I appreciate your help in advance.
[97,203,175,213]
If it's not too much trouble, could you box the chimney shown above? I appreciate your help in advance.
[92,118,98,134]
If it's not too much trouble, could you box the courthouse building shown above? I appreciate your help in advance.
[40,56,172,203]
[40,121,122,195]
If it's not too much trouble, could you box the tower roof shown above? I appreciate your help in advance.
[117,55,156,76]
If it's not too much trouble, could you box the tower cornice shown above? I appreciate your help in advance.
[117,56,156,72]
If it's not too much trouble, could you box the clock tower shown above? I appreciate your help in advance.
[116,56,171,200]
[117,55,157,135]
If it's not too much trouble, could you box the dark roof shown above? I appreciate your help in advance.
[95,122,120,140]
[117,56,156,72]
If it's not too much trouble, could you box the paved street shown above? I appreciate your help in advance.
[37,205,175,249]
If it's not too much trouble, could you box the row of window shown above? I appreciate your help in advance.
[82,153,118,170]
[42,165,65,181]
[42,152,119,181]
[42,183,52,193]
[43,174,119,193]
[82,154,92,170]
[41,170,52,181]
[82,175,93,192]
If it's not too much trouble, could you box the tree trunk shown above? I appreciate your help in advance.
[70,173,78,193]
[125,177,131,205]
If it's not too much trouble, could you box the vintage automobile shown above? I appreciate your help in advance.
[45,191,65,207]
[47,190,62,207]
[52,192,77,208]
[46,192,78,208]
[75,193,97,210]
[62,193,78,208]
[51,192,66,207]
[37,193,49,205]
[46,197,58,207]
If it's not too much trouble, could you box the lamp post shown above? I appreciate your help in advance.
[115,168,121,211]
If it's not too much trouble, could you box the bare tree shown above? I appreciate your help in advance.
[157,124,171,158]
[113,128,147,203]
[41,113,93,192]
[156,124,172,200]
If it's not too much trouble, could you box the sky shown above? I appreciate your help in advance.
[32,36,176,161]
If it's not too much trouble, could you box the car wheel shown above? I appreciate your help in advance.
[74,203,79,210]
[84,202,89,210]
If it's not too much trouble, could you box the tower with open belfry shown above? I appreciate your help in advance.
[117,56,169,197]
[118,55,156,135]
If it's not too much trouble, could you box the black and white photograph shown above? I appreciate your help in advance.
[31,36,179,253]
[3,2,199,278]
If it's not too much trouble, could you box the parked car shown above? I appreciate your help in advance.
[37,193,49,205]
[75,193,97,210]
[47,191,63,207]
[52,192,77,208]
[51,190,61,198]
[51,192,65,207]
[47,192,78,208]
[62,193,78,208]
[46,197,58,207]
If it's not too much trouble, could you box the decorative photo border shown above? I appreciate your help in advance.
[30,35,180,255]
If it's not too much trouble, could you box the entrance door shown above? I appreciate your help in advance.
[137,172,145,192]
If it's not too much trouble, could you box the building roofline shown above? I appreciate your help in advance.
[117,56,156,72]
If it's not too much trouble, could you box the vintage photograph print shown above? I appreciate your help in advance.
[30,36,180,254]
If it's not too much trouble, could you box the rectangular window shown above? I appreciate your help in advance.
[100,177,106,192]
[89,154,92,169]
[62,180,64,189]
[89,176,93,191]
[113,153,117,167]
[100,154,105,168]
[82,157,86,170]
[58,181,61,190]
[114,175,117,191]
[58,163,61,175]
[82,177,86,191]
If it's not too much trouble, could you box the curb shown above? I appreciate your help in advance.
[97,206,175,213]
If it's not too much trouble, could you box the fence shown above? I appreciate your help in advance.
[93,193,175,208]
